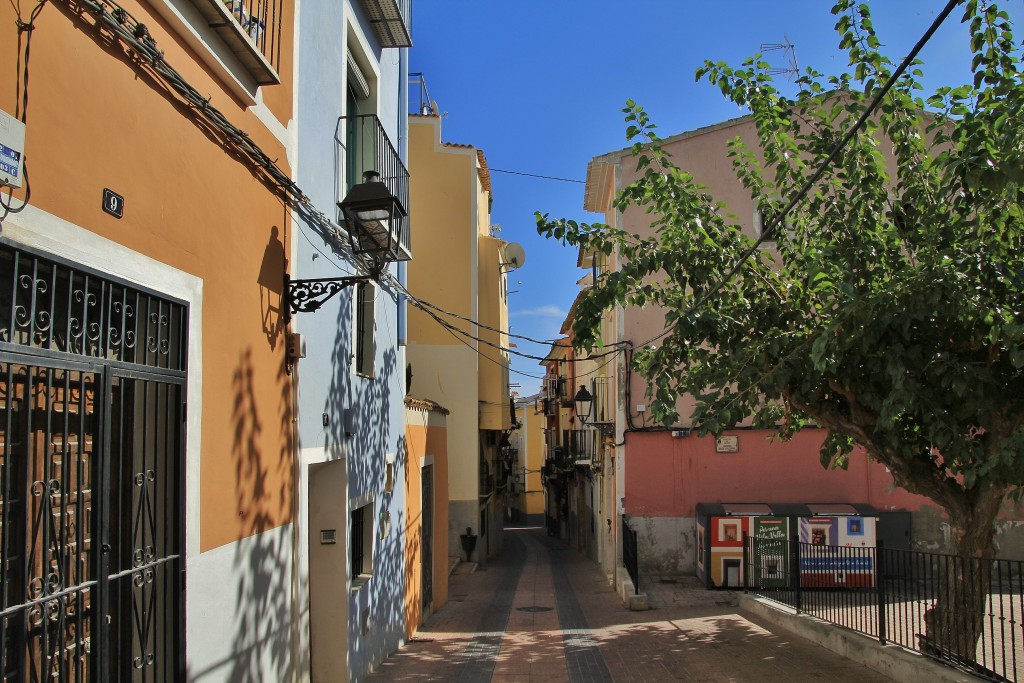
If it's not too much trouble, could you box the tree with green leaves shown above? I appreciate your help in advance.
[538,0,1024,661]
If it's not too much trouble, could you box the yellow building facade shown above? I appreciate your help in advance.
[407,113,513,564]
[511,398,546,521]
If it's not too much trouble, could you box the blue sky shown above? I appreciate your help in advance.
[409,1,1022,395]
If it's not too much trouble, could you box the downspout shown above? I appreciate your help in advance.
[396,4,410,349]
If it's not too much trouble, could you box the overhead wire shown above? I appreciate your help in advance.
[619,0,963,355]
[58,0,379,275]
[20,0,600,392]
[489,168,585,184]
[41,0,946,395]
[0,0,47,225]
[660,0,962,338]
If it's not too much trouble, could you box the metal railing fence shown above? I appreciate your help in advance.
[744,535,1024,682]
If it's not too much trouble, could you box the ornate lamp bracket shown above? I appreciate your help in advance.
[284,274,372,322]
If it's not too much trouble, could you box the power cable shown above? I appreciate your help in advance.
[489,168,584,184]
[61,0,377,274]
[46,0,622,380]
[678,0,962,326]
[622,0,962,353]
[0,0,47,224]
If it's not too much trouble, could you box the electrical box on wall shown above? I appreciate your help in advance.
[286,332,306,361]
[0,109,26,189]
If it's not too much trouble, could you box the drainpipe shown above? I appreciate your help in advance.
[396,10,410,348]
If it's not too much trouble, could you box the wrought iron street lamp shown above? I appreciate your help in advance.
[573,384,593,425]
[285,169,406,321]
[339,170,407,265]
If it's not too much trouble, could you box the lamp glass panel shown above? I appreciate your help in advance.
[356,208,392,221]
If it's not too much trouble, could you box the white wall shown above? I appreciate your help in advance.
[295,2,410,679]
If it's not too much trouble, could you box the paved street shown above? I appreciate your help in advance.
[366,525,893,682]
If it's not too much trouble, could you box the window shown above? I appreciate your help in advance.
[755,199,794,244]
[350,503,373,581]
[384,453,395,493]
[345,51,376,192]
[754,209,778,243]
[355,282,376,377]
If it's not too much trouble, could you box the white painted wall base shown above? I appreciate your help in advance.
[187,525,295,682]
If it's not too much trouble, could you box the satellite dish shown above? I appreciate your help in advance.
[503,242,527,270]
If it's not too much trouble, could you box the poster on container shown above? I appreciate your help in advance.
[798,517,876,587]
[752,517,789,587]
[709,516,749,587]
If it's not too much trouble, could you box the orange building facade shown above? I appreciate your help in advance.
[403,398,450,636]
[0,0,298,679]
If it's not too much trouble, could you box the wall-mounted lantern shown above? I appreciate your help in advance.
[573,384,593,425]
[284,170,406,321]
[339,170,407,265]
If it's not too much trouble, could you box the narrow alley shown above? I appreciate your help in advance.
[367,525,893,682]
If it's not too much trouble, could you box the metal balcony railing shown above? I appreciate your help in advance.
[194,0,283,84]
[544,375,570,409]
[544,429,596,467]
[563,429,597,466]
[340,114,411,260]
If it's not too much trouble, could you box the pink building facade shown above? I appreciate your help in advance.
[580,116,1024,580]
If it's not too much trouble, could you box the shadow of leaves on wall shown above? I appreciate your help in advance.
[226,346,294,682]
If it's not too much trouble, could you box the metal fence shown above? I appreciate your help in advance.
[744,535,1024,682]
[622,517,639,595]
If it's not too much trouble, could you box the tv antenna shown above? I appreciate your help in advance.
[760,36,799,80]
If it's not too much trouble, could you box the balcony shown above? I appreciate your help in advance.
[563,429,597,467]
[191,0,283,84]
[357,0,412,48]
[542,397,557,417]
[339,115,411,261]
[544,375,568,407]
[544,429,596,468]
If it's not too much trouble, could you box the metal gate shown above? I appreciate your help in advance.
[0,242,187,682]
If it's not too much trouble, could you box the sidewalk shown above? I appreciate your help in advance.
[366,526,894,682]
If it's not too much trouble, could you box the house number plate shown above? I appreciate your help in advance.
[102,188,124,219]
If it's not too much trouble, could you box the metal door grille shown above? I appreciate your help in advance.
[0,242,187,682]
[1,364,97,683]
[102,374,183,682]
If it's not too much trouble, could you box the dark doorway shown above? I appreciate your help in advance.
[421,465,433,618]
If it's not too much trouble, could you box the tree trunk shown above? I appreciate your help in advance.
[921,488,1003,665]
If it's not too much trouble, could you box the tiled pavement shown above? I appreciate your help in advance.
[366,525,893,682]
